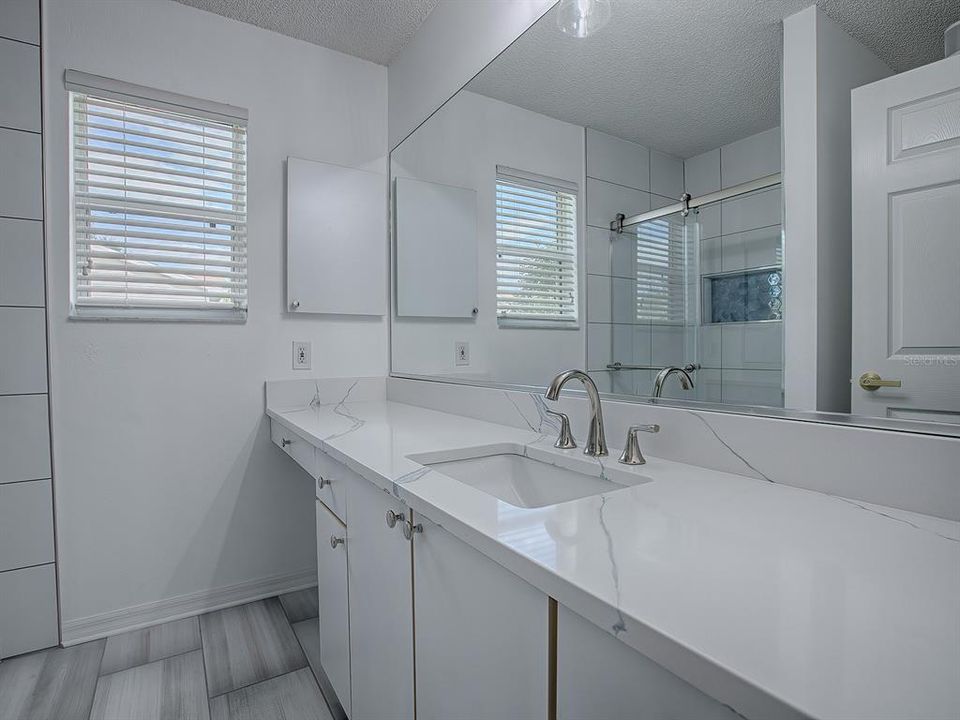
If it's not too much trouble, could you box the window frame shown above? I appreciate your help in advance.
[494,166,580,330]
[66,71,249,323]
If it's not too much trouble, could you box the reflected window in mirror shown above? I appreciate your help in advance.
[495,167,578,328]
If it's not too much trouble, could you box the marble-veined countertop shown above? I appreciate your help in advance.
[266,382,960,720]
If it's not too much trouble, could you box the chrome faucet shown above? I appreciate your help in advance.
[652,366,695,398]
[545,370,607,457]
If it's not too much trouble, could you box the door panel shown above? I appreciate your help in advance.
[851,54,960,421]
[316,500,351,716]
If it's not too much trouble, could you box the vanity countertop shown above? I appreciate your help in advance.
[267,389,960,720]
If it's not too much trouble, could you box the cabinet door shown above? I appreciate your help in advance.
[557,604,739,720]
[346,474,415,720]
[316,500,351,716]
[413,514,549,720]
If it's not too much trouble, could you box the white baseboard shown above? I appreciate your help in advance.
[60,567,317,646]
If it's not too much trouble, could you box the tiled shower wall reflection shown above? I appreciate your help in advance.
[585,126,784,408]
[584,130,695,398]
[688,127,783,408]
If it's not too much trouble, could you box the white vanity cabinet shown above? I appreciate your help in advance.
[345,469,415,720]
[556,604,740,720]
[412,514,550,720]
[315,500,351,716]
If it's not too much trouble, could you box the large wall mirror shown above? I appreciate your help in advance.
[390,0,960,435]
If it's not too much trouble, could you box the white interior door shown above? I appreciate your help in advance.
[851,54,960,423]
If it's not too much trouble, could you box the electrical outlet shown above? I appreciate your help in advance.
[455,341,470,367]
[293,341,312,370]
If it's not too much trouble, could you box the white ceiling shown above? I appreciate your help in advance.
[466,0,960,158]
[172,0,440,65]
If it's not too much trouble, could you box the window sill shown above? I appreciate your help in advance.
[497,318,580,330]
[70,305,247,324]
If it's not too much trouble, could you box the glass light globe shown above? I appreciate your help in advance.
[556,0,612,38]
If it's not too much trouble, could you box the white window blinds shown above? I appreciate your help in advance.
[68,72,248,320]
[495,167,578,325]
[635,214,688,324]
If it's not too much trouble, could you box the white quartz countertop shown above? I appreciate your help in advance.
[267,392,960,720]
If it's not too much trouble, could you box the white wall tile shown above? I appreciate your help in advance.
[611,277,634,324]
[650,325,687,366]
[0,128,42,219]
[722,225,782,272]
[0,479,54,572]
[694,204,720,239]
[722,323,783,370]
[585,227,610,276]
[586,275,611,322]
[0,564,59,657]
[0,39,40,132]
[695,368,723,403]
[612,323,633,364]
[698,325,722,368]
[649,193,675,211]
[610,230,634,279]
[632,324,652,365]
[586,178,649,229]
[721,187,781,235]
[0,0,40,45]
[701,236,722,275]
[721,369,783,407]
[0,307,46,394]
[587,322,612,367]
[610,369,634,395]
[586,129,649,191]
[0,394,49,484]
[0,218,44,307]
[721,126,781,189]
[650,150,684,198]
[683,148,720,197]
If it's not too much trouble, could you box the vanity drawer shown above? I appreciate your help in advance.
[270,419,318,479]
[315,450,348,523]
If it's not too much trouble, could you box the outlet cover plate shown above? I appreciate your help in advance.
[455,341,470,366]
[293,341,312,370]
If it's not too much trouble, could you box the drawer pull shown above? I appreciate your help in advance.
[402,521,423,541]
[330,534,345,549]
[318,477,331,489]
[281,437,294,447]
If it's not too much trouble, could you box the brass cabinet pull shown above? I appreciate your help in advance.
[858,371,902,391]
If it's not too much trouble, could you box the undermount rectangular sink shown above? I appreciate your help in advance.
[410,443,651,509]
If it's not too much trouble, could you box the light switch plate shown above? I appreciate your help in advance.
[293,341,312,370]
[455,341,470,366]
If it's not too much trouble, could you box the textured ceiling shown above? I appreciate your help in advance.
[467,0,960,158]
[172,0,440,65]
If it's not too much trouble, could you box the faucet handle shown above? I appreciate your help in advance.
[618,424,660,465]
[545,409,577,449]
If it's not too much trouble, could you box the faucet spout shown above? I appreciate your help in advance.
[545,370,608,456]
[652,366,695,398]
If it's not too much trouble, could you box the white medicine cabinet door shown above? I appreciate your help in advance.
[286,157,386,315]
[315,500,351,716]
[346,474,415,719]
[412,514,549,720]
[395,176,478,318]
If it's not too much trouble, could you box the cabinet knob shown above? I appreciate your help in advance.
[385,509,403,529]
[281,437,293,447]
[291,300,300,310]
[329,534,345,549]
[402,521,423,541]
[318,477,331,489]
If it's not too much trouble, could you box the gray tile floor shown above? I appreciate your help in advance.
[0,587,332,720]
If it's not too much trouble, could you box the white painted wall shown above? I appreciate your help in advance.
[782,5,892,412]
[43,0,388,629]
[391,90,585,385]
[387,0,555,149]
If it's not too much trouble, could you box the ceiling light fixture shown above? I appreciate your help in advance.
[556,0,611,39]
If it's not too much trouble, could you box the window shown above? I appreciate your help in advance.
[635,213,689,324]
[495,167,578,326]
[67,71,248,321]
